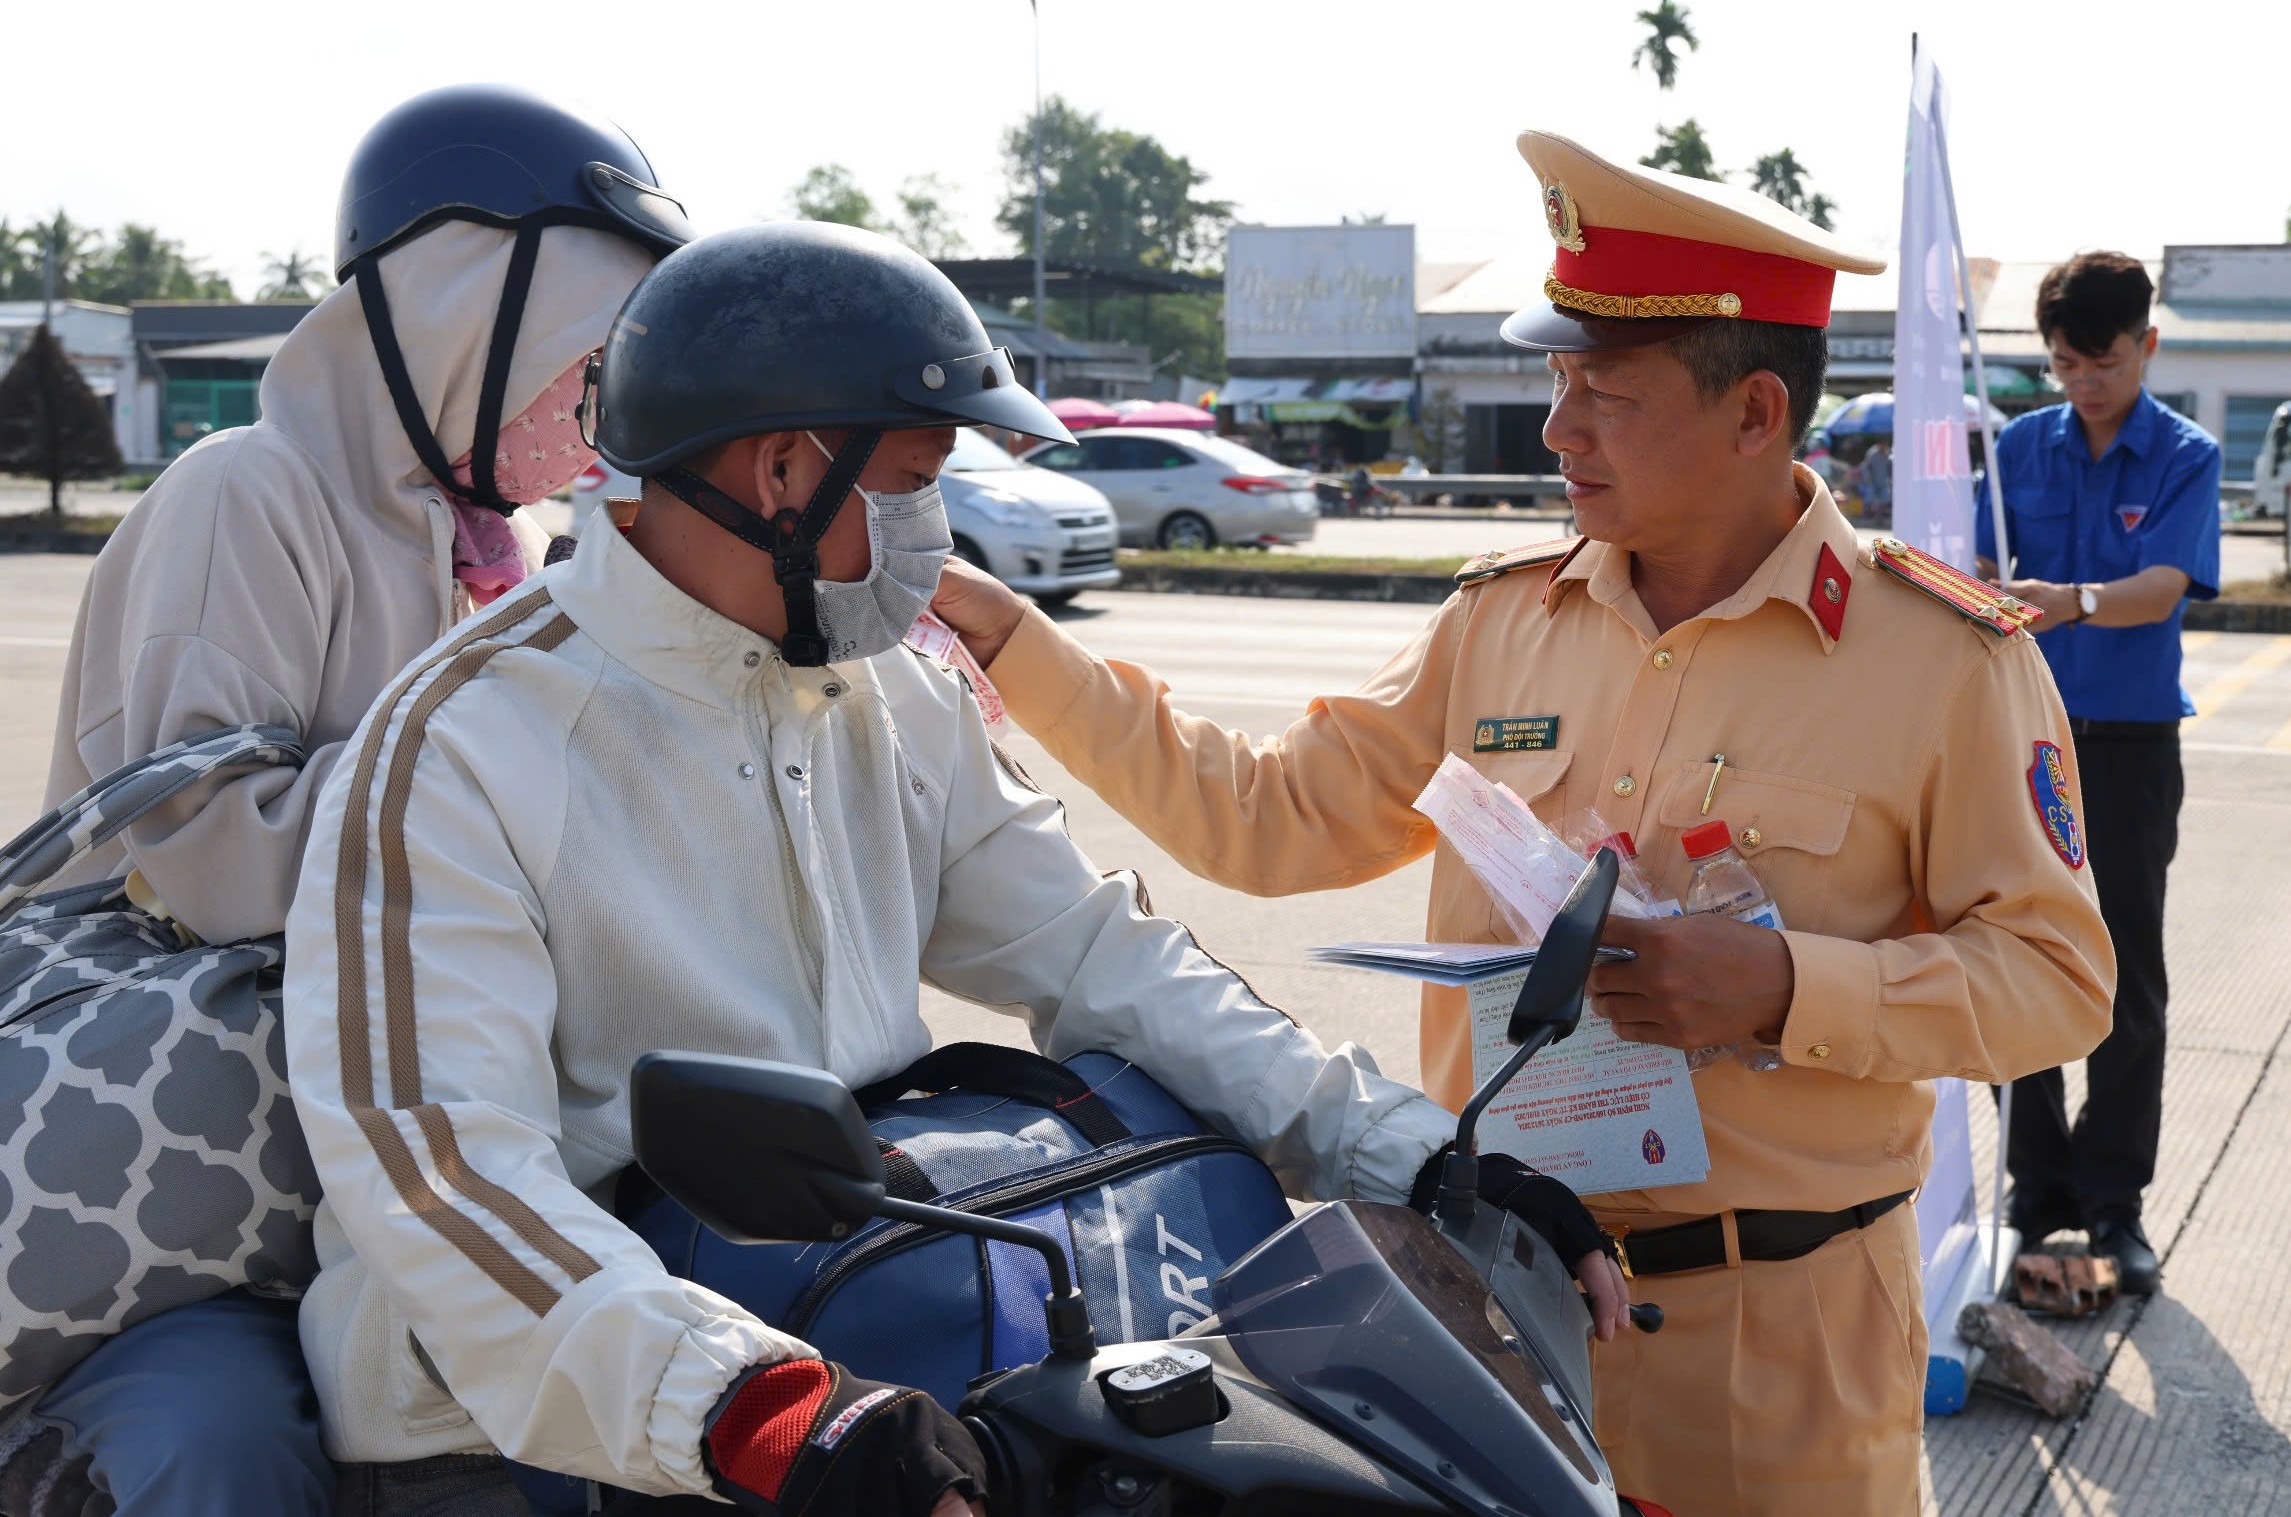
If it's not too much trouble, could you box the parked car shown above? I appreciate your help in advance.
[569,433,1119,607]
[1019,428,1319,550]
[941,427,1120,606]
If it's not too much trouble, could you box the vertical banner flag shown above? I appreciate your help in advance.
[1893,45,1977,572]
[1899,44,2001,1400]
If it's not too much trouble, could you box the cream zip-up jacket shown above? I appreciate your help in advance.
[282,519,1454,1494]
[42,222,655,944]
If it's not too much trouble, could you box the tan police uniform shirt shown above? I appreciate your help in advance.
[985,466,2115,1222]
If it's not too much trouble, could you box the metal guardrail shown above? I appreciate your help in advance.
[1364,474,1572,504]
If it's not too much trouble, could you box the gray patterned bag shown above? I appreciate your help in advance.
[0,725,320,1411]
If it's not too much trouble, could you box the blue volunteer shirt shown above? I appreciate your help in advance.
[1977,391,2222,721]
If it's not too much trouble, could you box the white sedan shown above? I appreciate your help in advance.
[1020,428,1319,550]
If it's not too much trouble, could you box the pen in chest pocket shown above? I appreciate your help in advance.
[1700,753,1727,818]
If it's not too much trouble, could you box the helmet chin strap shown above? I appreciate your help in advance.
[354,221,546,516]
[654,427,884,666]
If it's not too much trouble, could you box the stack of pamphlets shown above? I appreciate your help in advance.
[1307,941,1633,987]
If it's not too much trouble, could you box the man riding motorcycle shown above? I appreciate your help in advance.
[25,84,684,1516]
[280,221,1627,1512]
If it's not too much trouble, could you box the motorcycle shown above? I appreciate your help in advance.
[631,849,1673,1516]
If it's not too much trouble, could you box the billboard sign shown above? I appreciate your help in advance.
[1226,225,1416,361]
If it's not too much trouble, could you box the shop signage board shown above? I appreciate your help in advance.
[1226,225,1416,361]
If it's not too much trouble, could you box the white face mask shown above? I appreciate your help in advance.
[805,432,954,663]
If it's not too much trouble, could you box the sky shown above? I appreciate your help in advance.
[9,0,2289,298]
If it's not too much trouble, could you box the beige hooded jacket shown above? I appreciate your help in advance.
[43,222,656,945]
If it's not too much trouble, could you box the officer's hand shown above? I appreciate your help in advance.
[705,1359,987,1516]
[1591,913,1795,1052]
[931,557,1030,667]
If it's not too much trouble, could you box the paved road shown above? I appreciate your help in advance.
[2,560,2287,1512]
[13,482,2288,586]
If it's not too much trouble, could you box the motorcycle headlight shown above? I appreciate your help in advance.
[967,490,1042,529]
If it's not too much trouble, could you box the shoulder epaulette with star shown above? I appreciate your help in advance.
[1455,536,1585,586]
[1866,537,2044,637]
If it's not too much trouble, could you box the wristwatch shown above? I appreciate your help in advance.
[2076,583,2101,621]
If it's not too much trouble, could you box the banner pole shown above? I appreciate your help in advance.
[1931,104,2013,579]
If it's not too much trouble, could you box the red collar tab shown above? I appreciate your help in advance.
[1807,542,1852,640]
[1552,226,1838,328]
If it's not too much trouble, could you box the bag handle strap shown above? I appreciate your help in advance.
[855,1042,1133,1148]
[0,724,305,912]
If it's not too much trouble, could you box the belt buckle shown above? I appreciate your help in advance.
[1602,1224,1634,1279]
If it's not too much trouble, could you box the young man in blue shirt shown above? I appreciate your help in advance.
[1978,251,2222,1294]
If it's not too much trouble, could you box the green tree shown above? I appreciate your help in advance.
[894,174,968,259]
[1641,120,1721,182]
[0,325,125,522]
[0,213,100,301]
[1632,1,1699,90]
[78,224,236,303]
[257,249,330,301]
[996,96,1233,274]
[789,164,881,229]
[995,97,1235,380]
[1747,149,1838,229]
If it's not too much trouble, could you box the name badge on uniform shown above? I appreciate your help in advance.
[1473,716,1560,753]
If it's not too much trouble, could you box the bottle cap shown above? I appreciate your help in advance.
[1681,820,1734,860]
[1595,831,1639,861]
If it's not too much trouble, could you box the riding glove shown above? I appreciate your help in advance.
[1410,1145,1618,1272]
[703,1358,987,1516]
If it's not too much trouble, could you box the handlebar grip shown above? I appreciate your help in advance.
[1628,1303,1665,1334]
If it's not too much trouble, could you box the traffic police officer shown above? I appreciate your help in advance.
[929,133,2116,1515]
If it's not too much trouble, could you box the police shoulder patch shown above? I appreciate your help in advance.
[2027,740,2086,869]
[1866,537,2044,637]
[1456,536,1585,587]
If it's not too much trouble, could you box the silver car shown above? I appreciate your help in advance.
[1020,428,1319,550]
[942,428,1120,606]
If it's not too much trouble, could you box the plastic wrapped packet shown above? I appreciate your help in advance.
[1413,754,1627,943]
[905,611,1007,730]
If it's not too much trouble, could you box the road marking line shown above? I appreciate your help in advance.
[2183,639,2291,734]
[2187,740,2291,760]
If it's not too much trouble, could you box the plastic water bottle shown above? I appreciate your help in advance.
[1680,820,1786,1072]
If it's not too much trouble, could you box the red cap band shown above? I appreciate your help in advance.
[1554,227,1838,327]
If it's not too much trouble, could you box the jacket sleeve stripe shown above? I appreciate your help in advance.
[334,589,555,1107]
[354,1107,564,1316]
[333,591,601,1315]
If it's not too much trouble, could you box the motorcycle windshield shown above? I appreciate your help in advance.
[1209,1201,1613,1517]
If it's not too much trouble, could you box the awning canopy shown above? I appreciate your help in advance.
[1323,377,1415,403]
[154,334,288,362]
[1217,377,1315,405]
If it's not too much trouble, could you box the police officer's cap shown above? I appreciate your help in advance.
[335,84,690,279]
[1504,130,1886,354]
[590,222,1076,476]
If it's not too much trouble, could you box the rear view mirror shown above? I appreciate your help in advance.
[1508,849,1619,1043]
[630,1053,885,1243]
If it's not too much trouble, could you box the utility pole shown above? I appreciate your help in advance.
[41,218,61,521]
[1030,0,1049,398]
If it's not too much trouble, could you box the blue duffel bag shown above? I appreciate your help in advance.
[623,1041,1295,1410]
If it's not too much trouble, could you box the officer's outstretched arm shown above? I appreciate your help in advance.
[979,596,1465,896]
[1775,634,2116,1082]
[918,670,1454,1203]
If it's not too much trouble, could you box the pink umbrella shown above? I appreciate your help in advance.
[1047,396,1122,430]
[1117,401,1216,431]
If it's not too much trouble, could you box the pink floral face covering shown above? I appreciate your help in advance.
[444,354,597,605]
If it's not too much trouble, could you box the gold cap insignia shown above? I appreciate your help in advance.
[1543,182,1586,254]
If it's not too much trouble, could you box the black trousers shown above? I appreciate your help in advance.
[2006,726,2182,1222]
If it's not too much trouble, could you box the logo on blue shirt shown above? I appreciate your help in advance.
[2116,503,2148,532]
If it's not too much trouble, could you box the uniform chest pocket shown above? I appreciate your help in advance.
[1469,749,1574,820]
[1656,765,1856,864]
[2006,490,2075,568]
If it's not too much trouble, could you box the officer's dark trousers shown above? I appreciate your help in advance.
[2008,725,2183,1223]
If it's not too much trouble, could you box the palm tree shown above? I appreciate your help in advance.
[258,250,330,301]
[1748,149,1810,209]
[1805,193,1838,232]
[1641,120,1721,182]
[1631,1,1699,91]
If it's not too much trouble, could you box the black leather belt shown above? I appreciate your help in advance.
[2067,718,2179,738]
[1607,1191,1913,1277]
